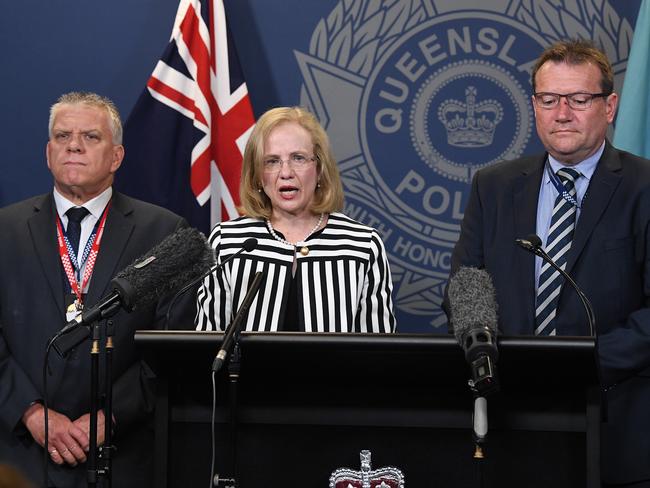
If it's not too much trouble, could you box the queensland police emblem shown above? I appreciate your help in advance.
[296,0,631,330]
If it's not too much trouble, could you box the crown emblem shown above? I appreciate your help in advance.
[329,450,405,488]
[438,86,503,148]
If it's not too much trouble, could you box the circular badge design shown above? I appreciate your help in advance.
[358,13,547,251]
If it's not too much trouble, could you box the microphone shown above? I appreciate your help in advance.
[164,238,258,328]
[52,227,214,356]
[447,266,499,395]
[514,234,542,254]
[212,271,264,373]
[515,234,595,336]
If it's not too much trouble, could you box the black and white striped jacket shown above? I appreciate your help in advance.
[195,213,396,333]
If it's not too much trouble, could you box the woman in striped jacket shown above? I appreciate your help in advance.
[196,107,395,333]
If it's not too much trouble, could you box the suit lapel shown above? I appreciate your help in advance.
[27,195,66,318]
[565,143,621,275]
[513,155,546,330]
[85,192,134,305]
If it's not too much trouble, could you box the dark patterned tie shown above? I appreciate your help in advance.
[66,206,90,257]
[535,168,580,336]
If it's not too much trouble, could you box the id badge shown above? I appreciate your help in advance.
[64,293,83,323]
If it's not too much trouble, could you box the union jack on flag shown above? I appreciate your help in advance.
[117,0,255,232]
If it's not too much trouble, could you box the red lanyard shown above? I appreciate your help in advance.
[55,201,111,307]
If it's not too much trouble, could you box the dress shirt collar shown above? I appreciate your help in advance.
[545,141,605,184]
[53,186,113,224]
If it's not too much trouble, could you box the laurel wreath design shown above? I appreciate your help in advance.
[298,0,633,324]
[305,0,632,76]
[515,0,634,63]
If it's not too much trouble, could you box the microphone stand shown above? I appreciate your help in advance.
[515,237,596,336]
[86,311,120,487]
[102,319,116,488]
[211,272,264,487]
[516,236,606,420]
[87,322,101,487]
[164,264,218,328]
[227,343,242,487]
[164,239,257,329]
[449,268,499,487]
[213,272,265,373]
[462,364,493,488]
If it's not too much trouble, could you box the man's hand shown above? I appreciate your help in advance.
[21,403,88,466]
[72,410,107,449]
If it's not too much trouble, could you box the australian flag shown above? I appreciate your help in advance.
[116,0,256,234]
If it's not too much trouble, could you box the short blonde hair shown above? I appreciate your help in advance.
[49,91,123,144]
[239,107,344,219]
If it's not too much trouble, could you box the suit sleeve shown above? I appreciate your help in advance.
[0,205,48,434]
[597,187,650,387]
[0,316,42,434]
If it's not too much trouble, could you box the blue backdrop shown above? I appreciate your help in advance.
[1,0,643,331]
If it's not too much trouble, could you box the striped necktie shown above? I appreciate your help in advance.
[535,167,580,336]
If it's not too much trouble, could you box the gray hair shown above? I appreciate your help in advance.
[49,91,123,144]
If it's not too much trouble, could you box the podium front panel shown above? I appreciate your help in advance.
[136,331,598,487]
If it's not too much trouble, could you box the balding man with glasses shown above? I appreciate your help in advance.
[444,39,650,487]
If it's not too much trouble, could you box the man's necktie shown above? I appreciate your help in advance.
[535,167,580,336]
[66,206,90,258]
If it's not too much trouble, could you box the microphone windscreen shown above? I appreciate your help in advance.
[243,237,258,252]
[113,227,214,310]
[447,267,498,344]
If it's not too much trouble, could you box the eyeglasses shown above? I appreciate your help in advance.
[533,92,610,110]
[263,154,316,172]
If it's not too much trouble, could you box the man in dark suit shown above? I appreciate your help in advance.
[446,40,650,486]
[0,92,188,487]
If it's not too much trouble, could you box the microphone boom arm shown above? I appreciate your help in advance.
[212,271,265,373]
[515,236,596,336]
[164,238,258,329]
